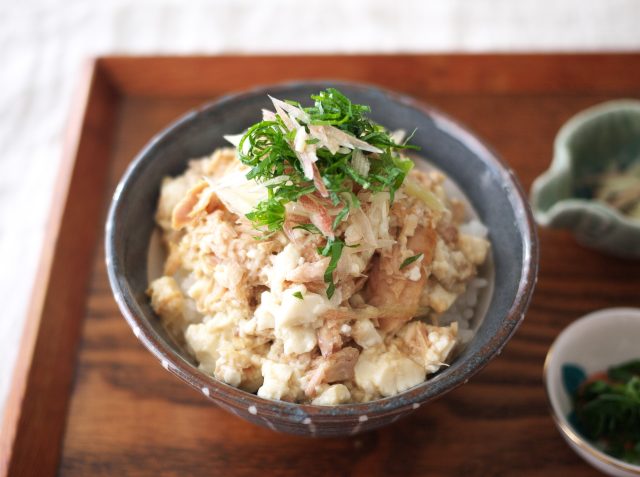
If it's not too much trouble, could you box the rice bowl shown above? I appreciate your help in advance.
[106,81,537,436]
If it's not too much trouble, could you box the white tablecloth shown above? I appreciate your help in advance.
[1,0,639,411]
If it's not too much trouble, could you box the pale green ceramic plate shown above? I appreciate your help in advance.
[531,100,640,258]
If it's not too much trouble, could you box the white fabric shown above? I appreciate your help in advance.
[1,0,639,411]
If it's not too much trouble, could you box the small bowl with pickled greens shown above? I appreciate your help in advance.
[530,100,640,258]
[544,308,640,476]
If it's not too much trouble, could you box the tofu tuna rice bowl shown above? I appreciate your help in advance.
[147,89,492,406]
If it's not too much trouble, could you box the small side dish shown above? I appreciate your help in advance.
[531,99,640,258]
[568,360,640,465]
[594,163,640,221]
[147,89,490,405]
[545,307,640,477]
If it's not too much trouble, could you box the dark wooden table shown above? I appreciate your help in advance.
[3,55,640,477]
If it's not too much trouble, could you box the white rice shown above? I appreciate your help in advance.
[458,219,488,238]
[437,218,490,345]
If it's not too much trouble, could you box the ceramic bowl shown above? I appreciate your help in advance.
[544,308,640,476]
[530,100,640,258]
[106,81,538,437]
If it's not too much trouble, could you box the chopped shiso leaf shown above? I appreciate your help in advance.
[231,88,418,298]
[318,237,345,298]
[400,253,424,270]
[292,223,322,234]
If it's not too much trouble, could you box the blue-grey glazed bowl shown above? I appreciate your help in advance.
[106,81,538,437]
[531,100,640,258]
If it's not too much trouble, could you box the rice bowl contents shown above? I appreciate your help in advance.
[147,89,491,404]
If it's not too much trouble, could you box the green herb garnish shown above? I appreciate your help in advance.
[318,238,344,298]
[399,253,424,270]
[573,359,640,464]
[292,223,322,234]
[292,291,304,300]
[235,88,418,297]
[607,359,640,383]
[331,205,350,230]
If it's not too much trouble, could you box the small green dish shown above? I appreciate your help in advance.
[531,100,640,258]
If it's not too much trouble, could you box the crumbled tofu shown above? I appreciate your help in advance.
[312,384,351,405]
[149,148,491,404]
[257,360,295,401]
[277,286,330,328]
[396,321,458,373]
[406,264,422,281]
[254,291,277,330]
[458,233,490,265]
[148,276,192,338]
[184,320,225,374]
[213,261,244,290]
[431,238,474,288]
[269,244,301,294]
[278,325,317,355]
[355,346,426,398]
[215,361,243,387]
[420,281,458,313]
[351,319,383,349]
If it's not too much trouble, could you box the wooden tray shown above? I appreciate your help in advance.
[3,54,640,477]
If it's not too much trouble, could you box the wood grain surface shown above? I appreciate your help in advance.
[4,55,640,477]
[0,60,119,477]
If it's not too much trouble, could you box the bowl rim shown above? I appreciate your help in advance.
[105,80,539,419]
[543,307,640,474]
